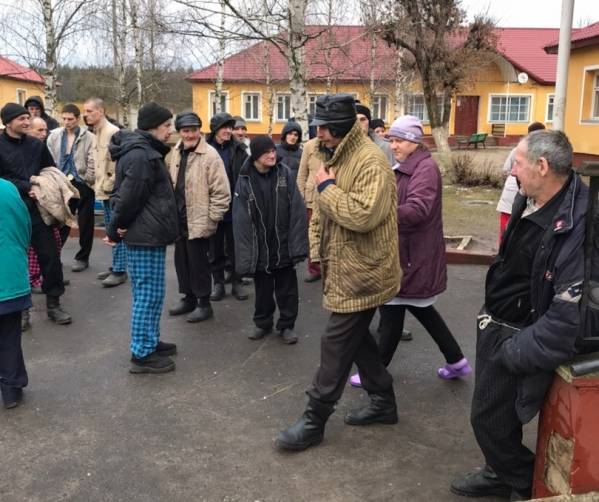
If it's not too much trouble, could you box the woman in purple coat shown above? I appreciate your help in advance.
[350,115,471,386]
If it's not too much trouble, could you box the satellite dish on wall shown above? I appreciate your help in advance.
[517,72,529,84]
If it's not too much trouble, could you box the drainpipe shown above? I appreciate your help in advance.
[553,0,575,131]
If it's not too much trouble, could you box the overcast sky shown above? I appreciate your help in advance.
[461,0,598,28]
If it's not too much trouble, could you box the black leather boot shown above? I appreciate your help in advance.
[231,281,249,301]
[169,295,196,316]
[46,296,72,325]
[344,390,398,426]
[450,465,512,498]
[210,283,226,302]
[276,398,335,451]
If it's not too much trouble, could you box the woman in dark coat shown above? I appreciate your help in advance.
[350,115,471,387]
[276,120,302,179]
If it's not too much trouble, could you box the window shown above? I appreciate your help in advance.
[406,94,445,123]
[16,89,26,106]
[308,94,324,117]
[546,94,555,123]
[372,95,388,122]
[209,91,228,117]
[242,93,260,121]
[276,94,291,121]
[593,73,599,119]
[489,95,530,123]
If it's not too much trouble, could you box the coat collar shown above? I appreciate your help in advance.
[396,148,431,176]
[175,134,208,155]
[326,120,366,167]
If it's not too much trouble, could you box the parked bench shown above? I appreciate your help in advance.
[458,133,488,149]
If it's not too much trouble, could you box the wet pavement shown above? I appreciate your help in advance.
[0,241,537,502]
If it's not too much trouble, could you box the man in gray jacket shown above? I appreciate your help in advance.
[47,103,96,272]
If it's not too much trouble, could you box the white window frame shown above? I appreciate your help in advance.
[406,94,445,124]
[208,91,229,118]
[16,88,26,106]
[372,94,388,122]
[545,94,555,123]
[488,94,532,124]
[276,93,291,122]
[593,72,599,120]
[578,65,599,125]
[308,93,324,118]
[241,91,261,122]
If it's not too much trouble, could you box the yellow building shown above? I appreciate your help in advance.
[545,21,599,163]
[0,55,44,122]
[187,26,562,147]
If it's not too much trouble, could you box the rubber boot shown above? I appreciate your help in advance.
[344,390,398,426]
[46,296,72,325]
[276,398,335,451]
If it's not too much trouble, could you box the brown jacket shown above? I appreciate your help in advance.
[93,119,120,200]
[296,137,322,209]
[169,135,231,240]
[46,127,96,188]
[310,121,402,313]
[30,167,80,227]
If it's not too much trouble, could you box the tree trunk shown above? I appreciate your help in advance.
[130,0,143,106]
[369,31,377,107]
[41,0,57,116]
[117,0,129,127]
[394,49,405,118]
[287,0,308,137]
[214,0,226,114]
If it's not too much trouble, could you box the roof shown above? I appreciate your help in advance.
[0,55,44,84]
[187,25,561,86]
[545,21,599,53]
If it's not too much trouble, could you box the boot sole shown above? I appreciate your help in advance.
[102,280,127,288]
[169,308,195,316]
[129,362,176,374]
[449,485,512,498]
[186,314,213,323]
[344,414,398,426]
[275,435,323,451]
[48,317,72,325]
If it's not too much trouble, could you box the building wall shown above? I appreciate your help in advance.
[0,78,44,122]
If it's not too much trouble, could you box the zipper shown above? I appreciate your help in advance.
[274,167,281,267]
[247,176,271,274]
[477,313,522,332]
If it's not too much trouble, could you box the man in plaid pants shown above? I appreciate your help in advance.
[105,102,179,374]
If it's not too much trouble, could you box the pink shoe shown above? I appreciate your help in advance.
[349,372,362,387]
[438,358,472,380]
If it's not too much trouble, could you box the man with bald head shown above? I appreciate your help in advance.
[28,117,48,142]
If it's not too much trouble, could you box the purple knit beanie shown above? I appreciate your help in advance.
[388,115,423,143]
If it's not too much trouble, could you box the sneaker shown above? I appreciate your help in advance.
[231,282,249,301]
[186,305,213,323]
[349,373,362,388]
[249,326,272,340]
[97,270,111,280]
[130,352,175,374]
[71,260,88,272]
[438,357,472,380]
[280,328,298,345]
[156,341,177,357]
[31,285,43,294]
[101,272,127,288]
[400,329,413,341]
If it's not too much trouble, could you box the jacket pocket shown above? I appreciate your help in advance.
[337,242,381,297]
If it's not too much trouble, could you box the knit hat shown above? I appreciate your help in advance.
[310,94,356,126]
[1,103,29,125]
[175,111,202,131]
[387,115,424,143]
[355,103,371,122]
[250,135,276,161]
[232,116,247,129]
[210,112,236,133]
[370,118,385,130]
[137,102,173,130]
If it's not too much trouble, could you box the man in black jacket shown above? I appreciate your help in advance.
[276,120,302,180]
[207,112,249,302]
[451,130,588,501]
[106,102,179,374]
[233,135,307,344]
[0,103,71,325]
[24,96,59,131]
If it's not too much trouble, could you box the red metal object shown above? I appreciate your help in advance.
[533,367,599,498]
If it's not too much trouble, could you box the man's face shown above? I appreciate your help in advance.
[83,103,104,126]
[28,118,48,141]
[316,126,342,148]
[6,113,30,137]
[356,113,370,134]
[62,112,79,131]
[180,126,201,149]
[285,130,299,145]
[215,125,232,143]
[389,137,419,162]
[151,119,172,143]
[255,148,277,169]
[511,139,543,200]
[232,126,246,141]
[374,126,385,138]
[27,105,41,117]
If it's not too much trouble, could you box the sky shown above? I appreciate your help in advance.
[461,0,598,28]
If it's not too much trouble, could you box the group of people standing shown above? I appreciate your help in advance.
[0,90,589,502]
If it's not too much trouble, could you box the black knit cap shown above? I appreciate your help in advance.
[250,135,276,161]
[175,111,202,131]
[210,112,236,133]
[309,93,356,127]
[370,118,385,130]
[137,102,173,130]
[1,103,29,125]
[355,103,371,122]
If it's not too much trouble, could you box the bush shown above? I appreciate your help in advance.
[449,154,503,188]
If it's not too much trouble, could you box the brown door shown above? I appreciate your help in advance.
[454,96,479,136]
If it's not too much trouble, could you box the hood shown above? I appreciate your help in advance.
[281,121,302,144]
[24,95,46,114]
[109,129,170,161]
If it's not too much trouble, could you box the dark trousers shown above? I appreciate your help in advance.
[59,181,95,263]
[0,311,28,389]
[209,220,240,284]
[308,308,394,403]
[471,309,534,492]
[174,237,212,302]
[30,208,65,298]
[253,266,298,331]
[378,304,464,366]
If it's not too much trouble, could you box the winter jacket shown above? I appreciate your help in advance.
[394,148,446,298]
[47,126,96,188]
[296,137,321,209]
[169,136,231,240]
[107,130,178,247]
[93,118,120,200]
[276,121,303,179]
[491,173,588,422]
[24,96,59,131]
[233,159,307,276]
[30,167,79,227]
[0,179,31,303]
[310,120,402,313]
